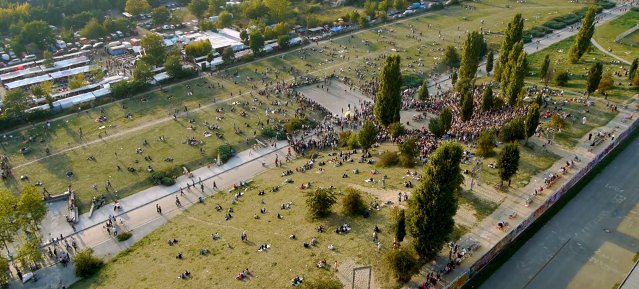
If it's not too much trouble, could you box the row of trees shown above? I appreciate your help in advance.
[0,187,48,274]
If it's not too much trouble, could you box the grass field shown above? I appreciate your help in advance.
[524,36,636,147]
[69,141,514,289]
[461,142,560,191]
[592,9,639,62]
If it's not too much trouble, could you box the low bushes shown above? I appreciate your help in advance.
[378,151,399,167]
[74,249,103,278]
[217,143,234,164]
[116,231,133,242]
[384,248,420,282]
[342,188,367,216]
[151,171,175,186]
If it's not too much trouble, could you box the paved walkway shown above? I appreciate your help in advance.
[591,38,632,64]
[16,141,290,289]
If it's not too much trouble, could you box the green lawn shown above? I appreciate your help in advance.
[70,145,488,289]
[524,36,636,147]
[593,9,639,62]
[462,142,560,190]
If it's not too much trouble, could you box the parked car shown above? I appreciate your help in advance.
[22,54,37,62]
[7,59,21,65]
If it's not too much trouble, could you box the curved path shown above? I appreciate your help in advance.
[591,38,632,65]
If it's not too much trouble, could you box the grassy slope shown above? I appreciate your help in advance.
[592,9,639,62]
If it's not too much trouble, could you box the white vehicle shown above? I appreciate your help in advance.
[7,59,21,65]
[80,44,92,50]
[162,25,170,30]
[93,42,104,48]
[1,54,9,61]
[107,41,122,47]
[22,54,36,62]
[116,31,124,38]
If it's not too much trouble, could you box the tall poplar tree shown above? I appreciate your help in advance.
[455,31,485,96]
[408,142,463,259]
[629,58,638,80]
[497,142,520,187]
[524,103,540,142]
[374,55,402,126]
[485,50,494,76]
[495,14,524,82]
[501,41,527,106]
[586,62,603,94]
[569,6,597,64]
[540,54,551,86]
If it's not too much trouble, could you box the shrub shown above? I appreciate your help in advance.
[388,122,406,139]
[392,208,407,243]
[598,72,614,93]
[261,127,278,138]
[492,97,506,110]
[160,176,175,186]
[399,155,415,168]
[542,20,565,30]
[499,117,525,142]
[428,118,444,138]
[379,151,399,167]
[399,137,417,167]
[549,114,567,130]
[554,71,570,86]
[430,2,444,10]
[342,188,367,216]
[285,118,303,133]
[384,248,420,282]
[477,129,496,157]
[401,73,423,89]
[599,1,615,9]
[151,171,175,186]
[338,131,352,147]
[74,249,103,278]
[347,132,360,149]
[116,231,133,242]
[302,278,342,289]
[527,28,545,38]
[217,143,234,163]
[306,188,337,218]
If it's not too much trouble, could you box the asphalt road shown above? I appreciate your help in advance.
[480,134,639,289]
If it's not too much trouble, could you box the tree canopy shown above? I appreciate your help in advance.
[125,0,151,15]
[141,33,166,66]
[586,62,603,94]
[249,30,265,56]
[496,14,523,82]
[374,55,402,126]
[497,142,520,187]
[407,142,463,259]
[569,6,597,63]
[443,46,460,69]
[17,186,47,233]
[305,188,337,218]
[358,121,377,151]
